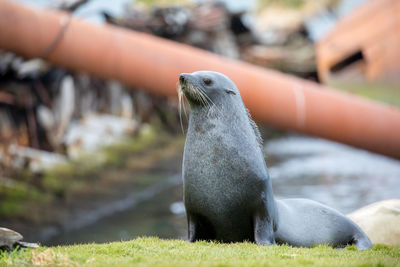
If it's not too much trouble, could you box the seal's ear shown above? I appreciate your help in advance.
[225,89,236,95]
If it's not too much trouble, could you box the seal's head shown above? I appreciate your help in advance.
[179,71,239,108]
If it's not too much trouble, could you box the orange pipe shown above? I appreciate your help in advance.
[1,0,400,158]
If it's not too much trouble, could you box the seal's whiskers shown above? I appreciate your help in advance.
[177,83,188,134]
[197,87,225,117]
[189,83,207,107]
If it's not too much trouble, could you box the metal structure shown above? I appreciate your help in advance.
[0,0,400,158]
[317,0,400,82]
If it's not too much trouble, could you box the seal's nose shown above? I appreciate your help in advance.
[179,73,188,83]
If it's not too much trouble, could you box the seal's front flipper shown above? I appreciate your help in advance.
[187,213,216,242]
[254,211,276,246]
[187,215,197,242]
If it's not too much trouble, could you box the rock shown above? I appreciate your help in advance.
[0,227,39,251]
[16,241,40,249]
[169,201,185,216]
[0,227,22,250]
[55,75,75,144]
[7,144,67,172]
[63,114,138,158]
[348,199,400,245]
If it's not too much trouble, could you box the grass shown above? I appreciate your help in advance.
[135,0,191,7]
[257,0,339,10]
[258,0,307,9]
[0,237,399,266]
[329,80,400,108]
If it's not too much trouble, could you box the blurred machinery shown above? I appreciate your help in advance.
[317,0,400,82]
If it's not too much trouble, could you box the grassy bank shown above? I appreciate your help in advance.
[329,80,400,107]
[1,237,399,266]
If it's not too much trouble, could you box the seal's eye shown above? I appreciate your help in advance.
[225,89,236,95]
[203,77,212,86]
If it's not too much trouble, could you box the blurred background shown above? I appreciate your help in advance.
[0,0,399,246]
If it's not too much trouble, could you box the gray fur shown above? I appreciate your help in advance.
[180,71,372,250]
[247,109,263,148]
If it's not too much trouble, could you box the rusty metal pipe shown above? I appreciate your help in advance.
[1,0,400,158]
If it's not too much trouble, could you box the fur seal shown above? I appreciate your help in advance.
[179,71,372,250]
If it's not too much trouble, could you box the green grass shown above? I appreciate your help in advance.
[1,237,399,266]
[258,0,307,8]
[329,80,400,108]
[135,0,191,7]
